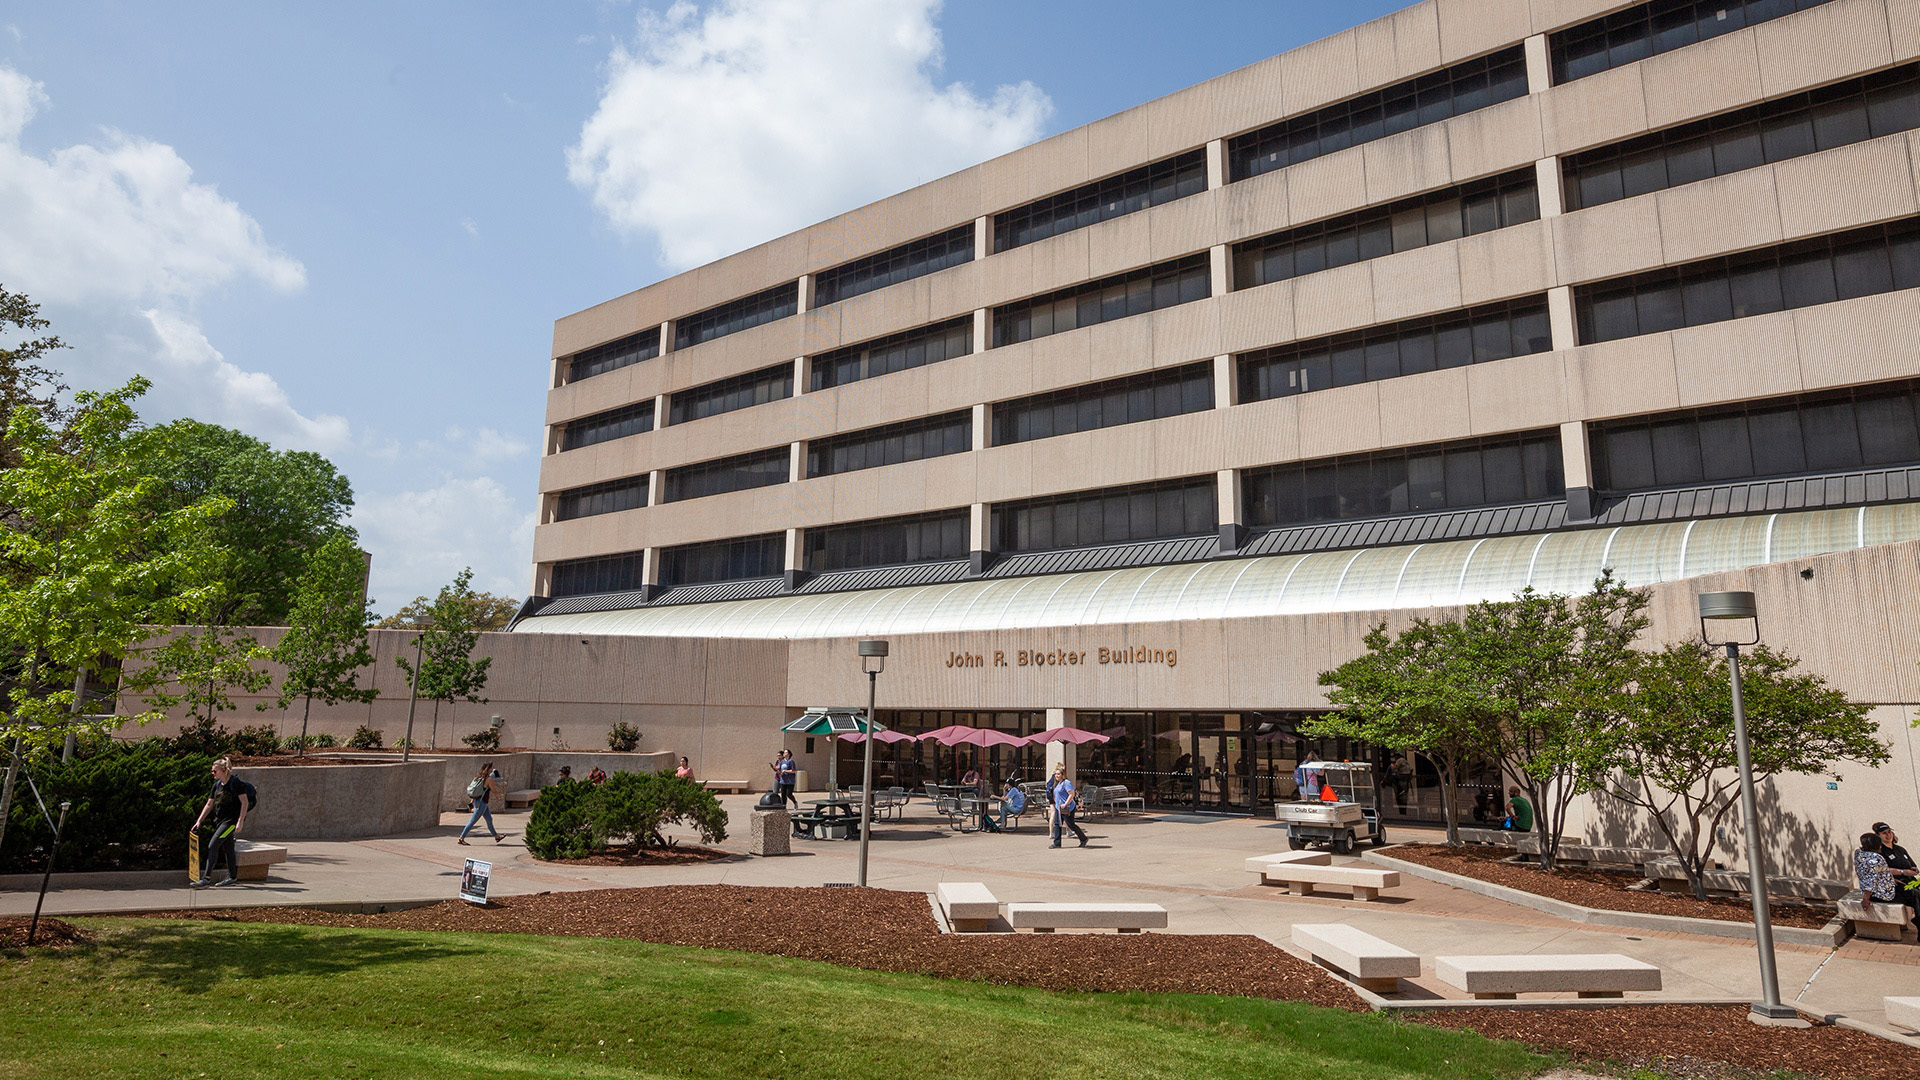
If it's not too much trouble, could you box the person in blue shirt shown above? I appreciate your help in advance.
[1050,766,1088,848]
[997,777,1025,831]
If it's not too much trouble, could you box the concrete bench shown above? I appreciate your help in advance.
[1839,897,1913,941]
[1456,827,1522,847]
[1435,954,1662,999]
[1648,860,1850,903]
[1884,996,1920,1033]
[1551,843,1668,869]
[701,779,753,794]
[1245,850,1331,878]
[1006,902,1167,933]
[1262,863,1400,901]
[232,840,288,882]
[1292,923,1420,993]
[936,882,999,932]
[503,789,541,809]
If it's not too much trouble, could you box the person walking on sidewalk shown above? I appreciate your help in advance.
[772,749,798,808]
[458,762,505,845]
[190,758,256,887]
[1050,769,1088,848]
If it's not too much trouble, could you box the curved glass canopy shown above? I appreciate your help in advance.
[514,504,1920,640]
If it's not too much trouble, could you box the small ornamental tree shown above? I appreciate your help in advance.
[127,615,271,733]
[1586,640,1886,900]
[1313,618,1495,845]
[393,568,493,749]
[270,534,379,755]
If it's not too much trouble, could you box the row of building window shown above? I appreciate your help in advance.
[813,224,975,307]
[1238,297,1551,403]
[1229,47,1528,182]
[668,363,793,426]
[566,328,659,384]
[673,282,797,350]
[551,551,646,597]
[660,533,785,588]
[1575,217,1920,345]
[806,411,971,478]
[553,476,648,522]
[994,151,1207,253]
[810,317,972,391]
[560,401,653,451]
[1564,64,1920,212]
[1590,380,1920,493]
[993,363,1213,446]
[661,446,789,503]
[993,254,1210,347]
[1243,432,1565,529]
[993,476,1217,556]
[1233,169,1538,290]
[1550,0,1834,85]
[804,510,970,575]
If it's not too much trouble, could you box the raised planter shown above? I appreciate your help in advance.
[316,749,676,810]
[234,758,446,840]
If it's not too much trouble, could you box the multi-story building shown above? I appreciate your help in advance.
[514,0,1920,870]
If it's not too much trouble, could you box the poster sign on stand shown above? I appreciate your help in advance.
[460,858,491,906]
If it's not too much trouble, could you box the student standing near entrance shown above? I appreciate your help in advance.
[1050,770,1088,848]
[190,758,255,887]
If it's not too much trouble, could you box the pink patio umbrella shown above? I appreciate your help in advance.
[917,725,1030,748]
[837,730,917,743]
[1026,727,1112,746]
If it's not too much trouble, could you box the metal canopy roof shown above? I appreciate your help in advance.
[513,504,1920,640]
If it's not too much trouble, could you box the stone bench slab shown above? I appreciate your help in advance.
[1839,898,1914,941]
[1006,902,1167,933]
[936,882,1000,931]
[1262,864,1400,901]
[701,779,753,793]
[504,789,541,808]
[1885,996,1920,1033]
[1244,850,1332,875]
[1436,953,1662,999]
[232,840,287,882]
[1292,923,1419,991]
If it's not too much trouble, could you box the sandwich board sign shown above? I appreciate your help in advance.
[460,858,491,905]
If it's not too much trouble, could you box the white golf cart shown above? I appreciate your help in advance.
[1273,760,1389,854]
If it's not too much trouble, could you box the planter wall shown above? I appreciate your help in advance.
[233,759,446,840]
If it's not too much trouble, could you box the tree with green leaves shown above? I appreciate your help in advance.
[128,418,355,626]
[1451,573,1649,868]
[0,284,71,467]
[269,533,380,755]
[124,614,271,732]
[1584,640,1885,900]
[394,568,494,750]
[377,589,518,632]
[1313,617,1495,845]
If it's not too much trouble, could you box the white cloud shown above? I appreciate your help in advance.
[460,216,479,237]
[568,0,1051,269]
[0,65,305,306]
[140,308,351,453]
[352,475,537,609]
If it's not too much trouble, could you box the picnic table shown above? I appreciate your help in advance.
[792,798,863,840]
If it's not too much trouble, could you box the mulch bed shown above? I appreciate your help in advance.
[1385,843,1836,930]
[542,844,732,867]
[134,886,1915,1078]
[0,916,94,950]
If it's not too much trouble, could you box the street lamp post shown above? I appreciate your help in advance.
[1698,590,1797,1024]
[855,639,889,888]
[401,629,425,763]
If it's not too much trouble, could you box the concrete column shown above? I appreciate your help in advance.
[972,403,990,452]
[552,355,568,389]
[784,527,808,589]
[640,546,662,601]
[790,441,806,482]
[659,319,674,354]
[653,393,670,430]
[1523,33,1552,95]
[797,274,814,315]
[792,356,808,395]
[1209,244,1231,297]
[1213,354,1236,409]
[545,425,563,456]
[1560,419,1595,522]
[1205,138,1227,189]
[529,562,554,598]
[969,502,993,575]
[974,215,992,261]
[973,307,991,352]
[1045,708,1077,781]
[1216,469,1245,552]
[1547,286,1577,351]
[1535,156,1564,218]
[647,469,664,506]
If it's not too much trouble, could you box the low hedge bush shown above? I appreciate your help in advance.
[1,743,214,873]
[524,772,727,860]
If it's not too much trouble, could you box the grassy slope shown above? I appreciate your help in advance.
[0,919,1553,1080]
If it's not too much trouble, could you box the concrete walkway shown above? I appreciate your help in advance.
[7,793,1918,1035]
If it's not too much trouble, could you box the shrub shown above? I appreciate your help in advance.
[231,725,281,757]
[523,777,595,860]
[347,726,383,749]
[280,733,337,752]
[585,772,728,851]
[1,743,214,873]
[461,727,500,751]
[607,721,641,752]
[165,717,232,757]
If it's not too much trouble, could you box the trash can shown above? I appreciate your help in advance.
[749,807,791,856]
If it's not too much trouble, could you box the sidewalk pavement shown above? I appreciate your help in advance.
[6,793,1917,1033]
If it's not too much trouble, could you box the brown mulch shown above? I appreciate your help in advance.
[543,844,732,867]
[1386,844,1836,930]
[0,916,94,950]
[1417,1004,1905,1080]
[151,884,1360,1009]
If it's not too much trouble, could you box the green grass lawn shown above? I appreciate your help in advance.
[0,919,1556,1079]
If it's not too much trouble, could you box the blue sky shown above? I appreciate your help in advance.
[0,1,1404,615]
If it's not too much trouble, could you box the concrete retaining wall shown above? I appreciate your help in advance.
[315,750,678,811]
[233,759,446,840]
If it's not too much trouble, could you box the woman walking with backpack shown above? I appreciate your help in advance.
[458,761,505,845]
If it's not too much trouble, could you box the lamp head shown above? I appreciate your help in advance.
[1698,590,1759,646]
[858,638,889,674]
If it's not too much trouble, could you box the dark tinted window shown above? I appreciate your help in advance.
[992,477,1217,554]
[810,317,972,390]
[1574,217,1920,344]
[668,363,793,425]
[814,224,974,306]
[993,254,1209,347]
[1239,297,1550,401]
[1242,431,1564,527]
[1229,48,1528,182]
[559,401,654,451]
[994,363,1213,445]
[804,510,969,573]
[996,150,1207,252]
[1233,169,1537,290]
[1551,0,1835,84]
[566,327,660,383]
[551,552,646,597]
[659,533,784,587]
[674,282,798,349]
[663,447,790,502]
[807,411,971,478]
[554,476,648,521]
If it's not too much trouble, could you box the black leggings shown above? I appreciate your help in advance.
[203,819,239,880]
